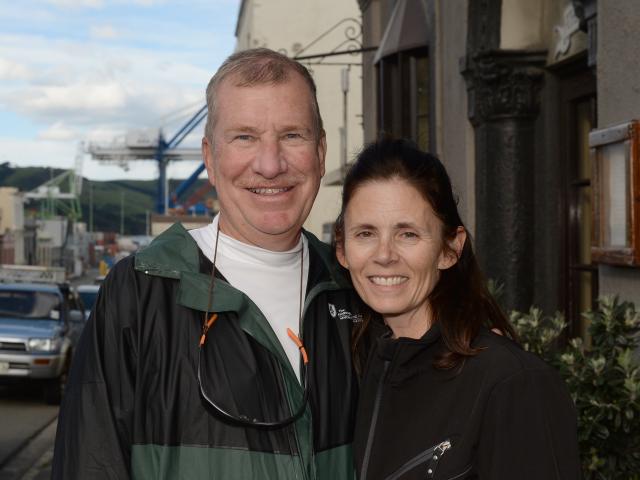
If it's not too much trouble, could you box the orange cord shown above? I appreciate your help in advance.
[199,313,219,347]
[287,328,309,365]
[200,318,308,368]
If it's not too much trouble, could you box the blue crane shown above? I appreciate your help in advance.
[155,105,208,214]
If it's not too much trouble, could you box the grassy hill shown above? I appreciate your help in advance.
[1,163,215,235]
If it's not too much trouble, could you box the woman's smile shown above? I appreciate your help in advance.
[368,275,408,287]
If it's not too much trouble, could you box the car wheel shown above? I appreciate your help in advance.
[43,356,70,405]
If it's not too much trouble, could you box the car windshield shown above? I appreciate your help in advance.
[78,291,98,311]
[0,290,61,319]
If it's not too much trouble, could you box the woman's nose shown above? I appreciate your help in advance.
[373,236,398,265]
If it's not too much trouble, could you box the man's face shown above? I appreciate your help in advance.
[202,73,326,251]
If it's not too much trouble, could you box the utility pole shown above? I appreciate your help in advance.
[340,66,350,180]
[120,190,125,235]
[89,182,94,234]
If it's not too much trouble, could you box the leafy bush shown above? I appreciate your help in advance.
[510,297,640,480]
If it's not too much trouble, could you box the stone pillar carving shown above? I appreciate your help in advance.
[462,50,546,311]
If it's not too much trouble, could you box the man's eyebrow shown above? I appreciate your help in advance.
[280,125,312,132]
[224,125,261,134]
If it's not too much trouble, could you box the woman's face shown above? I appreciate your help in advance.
[337,178,463,332]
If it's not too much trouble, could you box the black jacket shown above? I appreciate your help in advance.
[354,325,580,480]
[53,224,363,479]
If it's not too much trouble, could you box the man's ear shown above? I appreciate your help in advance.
[438,226,466,270]
[317,131,327,177]
[202,136,216,186]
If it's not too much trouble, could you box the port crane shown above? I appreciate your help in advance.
[87,105,210,214]
[24,143,84,220]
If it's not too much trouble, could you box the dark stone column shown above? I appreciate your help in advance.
[462,51,546,311]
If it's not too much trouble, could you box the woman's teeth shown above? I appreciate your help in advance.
[370,276,407,286]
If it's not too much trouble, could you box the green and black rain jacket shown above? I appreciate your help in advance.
[53,224,363,479]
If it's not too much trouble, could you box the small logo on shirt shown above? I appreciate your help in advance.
[329,303,363,324]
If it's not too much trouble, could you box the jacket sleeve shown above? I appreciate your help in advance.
[475,367,581,479]
[52,258,139,479]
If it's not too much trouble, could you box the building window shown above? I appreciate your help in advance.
[569,96,597,339]
[560,67,598,340]
[377,48,430,151]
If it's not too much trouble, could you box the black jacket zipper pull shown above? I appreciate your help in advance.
[425,440,451,478]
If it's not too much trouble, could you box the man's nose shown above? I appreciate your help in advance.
[252,137,288,178]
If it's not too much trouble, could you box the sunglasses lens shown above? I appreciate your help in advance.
[198,344,308,428]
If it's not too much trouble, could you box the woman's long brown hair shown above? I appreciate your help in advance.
[334,138,517,371]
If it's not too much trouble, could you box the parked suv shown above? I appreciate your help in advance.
[0,266,86,404]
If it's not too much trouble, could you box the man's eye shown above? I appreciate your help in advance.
[355,231,373,238]
[401,231,418,239]
[235,134,253,141]
[284,133,302,140]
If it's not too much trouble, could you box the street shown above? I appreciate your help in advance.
[0,270,100,480]
[0,384,56,480]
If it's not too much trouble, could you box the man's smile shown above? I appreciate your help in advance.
[247,187,293,195]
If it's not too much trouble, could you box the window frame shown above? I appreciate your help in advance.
[590,119,640,266]
[376,47,430,150]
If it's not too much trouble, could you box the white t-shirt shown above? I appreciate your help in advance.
[189,215,309,381]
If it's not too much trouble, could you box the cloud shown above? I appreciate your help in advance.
[0,31,212,127]
[1,137,78,170]
[0,57,33,81]
[37,121,78,141]
[44,0,104,8]
[90,24,119,39]
[0,0,239,181]
[132,0,165,5]
[16,81,128,117]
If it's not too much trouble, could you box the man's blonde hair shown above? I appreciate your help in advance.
[204,48,324,143]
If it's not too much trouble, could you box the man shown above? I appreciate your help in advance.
[53,48,362,479]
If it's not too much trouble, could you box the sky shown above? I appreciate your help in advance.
[0,0,240,181]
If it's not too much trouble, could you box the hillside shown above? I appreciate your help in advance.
[0,163,215,234]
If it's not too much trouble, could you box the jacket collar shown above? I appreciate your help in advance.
[376,323,442,381]
[135,222,352,381]
[134,222,352,313]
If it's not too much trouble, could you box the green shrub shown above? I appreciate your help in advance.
[510,297,640,480]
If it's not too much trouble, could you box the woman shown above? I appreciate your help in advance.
[334,139,580,479]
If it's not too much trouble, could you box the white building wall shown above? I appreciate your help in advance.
[435,0,475,235]
[0,187,26,264]
[0,187,23,232]
[235,0,364,241]
[38,218,67,249]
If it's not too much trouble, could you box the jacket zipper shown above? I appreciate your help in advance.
[295,281,345,480]
[384,440,451,480]
[360,360,390,480]
[277,361,309,480]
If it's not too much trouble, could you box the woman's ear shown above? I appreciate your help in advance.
[336,241,348,269]
[438,226,466,270]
